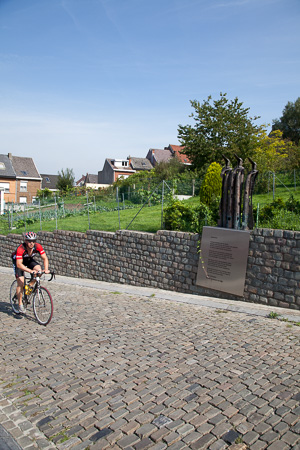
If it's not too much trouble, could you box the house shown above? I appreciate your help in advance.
[41,174,59,192]
[146,145,191,167]
[98,158,136,185]
[0,153,42,204]
[167,144,191,165]
[98,157,153,185]
[128,157,153,172]
[0,154,16,203]
[146,148,173,166]
[76,174,86,187]
[83,173,108,189]
[75,173,108,189]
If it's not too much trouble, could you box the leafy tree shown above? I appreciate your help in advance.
[57,168,75,193]
[252,130,290,174]
[36,188,53,200]
[272,97,300,145]
[154,157,187,181]
[177,93,263,170]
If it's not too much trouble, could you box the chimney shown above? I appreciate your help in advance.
[8,153,12,160]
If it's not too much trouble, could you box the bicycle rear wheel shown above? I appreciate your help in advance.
[33,286,53,325]
[10,279,20,314]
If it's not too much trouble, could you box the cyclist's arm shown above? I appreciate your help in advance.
[40,253,50,273]
[16,258,35,274]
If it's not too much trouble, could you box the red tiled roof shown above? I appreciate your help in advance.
[168,145,191,165]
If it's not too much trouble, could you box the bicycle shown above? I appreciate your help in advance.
[10,271,55,326]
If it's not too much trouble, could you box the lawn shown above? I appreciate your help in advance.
[1,185,299,236]
[3,203,164,235]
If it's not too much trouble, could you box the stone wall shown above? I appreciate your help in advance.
[0,228,299,310]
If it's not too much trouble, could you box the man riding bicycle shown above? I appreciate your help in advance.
[12,232,50,313]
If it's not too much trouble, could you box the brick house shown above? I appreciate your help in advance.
[98,157,153,185]
[0,153,42,204]
[98,158,136,185]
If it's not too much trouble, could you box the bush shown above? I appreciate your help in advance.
[164,199,217,233]
[253,195,300,230]
[199,162,222,205]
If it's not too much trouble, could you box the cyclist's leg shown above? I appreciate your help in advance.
[28,259,41,288]
[13,262,25,308]
[16,276,25,307]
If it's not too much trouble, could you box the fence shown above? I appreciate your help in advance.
[2,179,201,233]
[1,172,299,234]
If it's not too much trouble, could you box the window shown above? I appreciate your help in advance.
[45,177,50,183]
[0,162,5,170]
[20,170,28,176]
[122,161,128,167]
[0,182,9,192]
[20,197,27,204]
[20,181,28,192]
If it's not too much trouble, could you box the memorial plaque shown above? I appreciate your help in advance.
[196,226,250,296]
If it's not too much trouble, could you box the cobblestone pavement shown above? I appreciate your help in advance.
[0,268,299,450]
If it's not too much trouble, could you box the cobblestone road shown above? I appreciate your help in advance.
[0,269,299,450]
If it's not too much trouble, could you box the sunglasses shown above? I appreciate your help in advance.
[26,240,36,243]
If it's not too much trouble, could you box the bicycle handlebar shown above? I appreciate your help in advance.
[31,270,55,281]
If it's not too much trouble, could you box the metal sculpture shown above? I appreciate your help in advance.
[218,155,258,230]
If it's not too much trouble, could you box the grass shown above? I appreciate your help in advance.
[4,203,164,235]
[2,185,299,236]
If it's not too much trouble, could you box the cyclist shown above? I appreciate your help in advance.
[11,232,50,313]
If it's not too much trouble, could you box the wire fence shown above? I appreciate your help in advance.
[1,171,299,234]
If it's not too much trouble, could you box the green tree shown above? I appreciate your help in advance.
[252,130,290,174]
[57,168,75,193]
[36,188,53,200]
[199,162,222,205]
[153,157,187,181]
[271,97,300,145]
[177,93,263,170]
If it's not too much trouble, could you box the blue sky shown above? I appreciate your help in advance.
[0,0,299,180]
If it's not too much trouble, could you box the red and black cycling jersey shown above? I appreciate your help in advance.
[12,243,45,262]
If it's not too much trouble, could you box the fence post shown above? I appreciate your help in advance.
[39,200,42,231]
[25,205,28,232]
[117,187,121,230]
[86,191,90,230]
[54,196,58,230]
[161,180,165,229]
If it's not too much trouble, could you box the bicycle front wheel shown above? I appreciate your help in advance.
[10,279,20,314]
[33,287,53,325]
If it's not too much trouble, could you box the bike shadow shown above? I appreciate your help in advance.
[0,301,37,324]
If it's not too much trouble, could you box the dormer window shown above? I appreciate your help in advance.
[114,159,129,168]
[0,162,5,170]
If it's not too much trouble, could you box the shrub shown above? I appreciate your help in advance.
[164,200,194,231]
[164,199,216,233]
[199,162,222,206]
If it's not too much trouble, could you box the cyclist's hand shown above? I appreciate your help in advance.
[44,269,50,274]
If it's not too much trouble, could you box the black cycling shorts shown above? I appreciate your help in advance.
[13,258,39,278]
